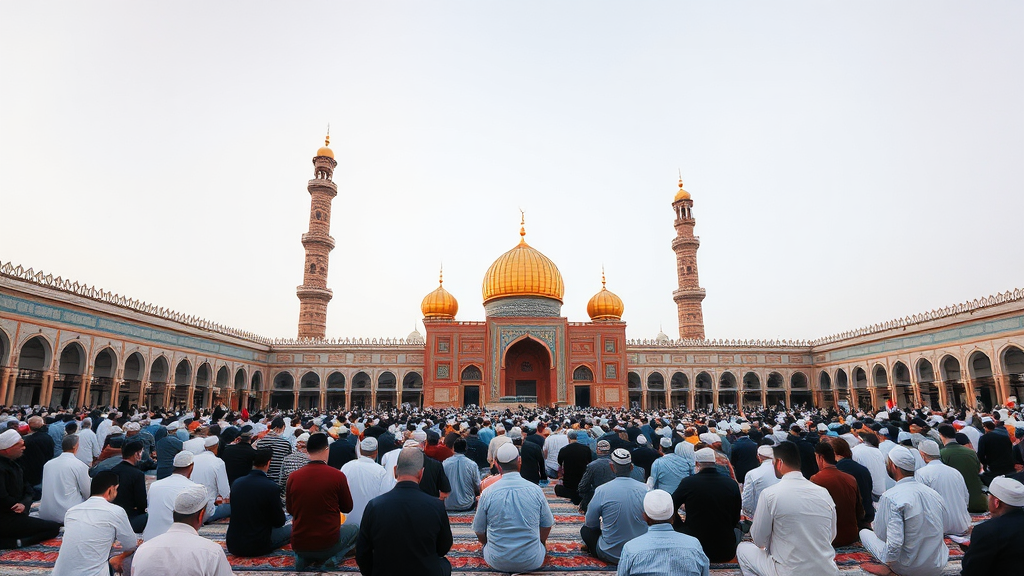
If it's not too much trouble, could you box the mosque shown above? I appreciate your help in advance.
[1,137,1023,414]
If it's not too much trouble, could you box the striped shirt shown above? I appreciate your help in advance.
[257,432,292,482]
[616,524,709,576]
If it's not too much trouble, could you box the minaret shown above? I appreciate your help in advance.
[296,133,338,339]
[671,176,706,339]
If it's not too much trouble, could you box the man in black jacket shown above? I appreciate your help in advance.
[327,428,357,468]
[111,440,149,533]
[464,427,491,475]
[518,437,547,484]
[978,420,1014,486]
[555,431,593,504]
[629,435,660,482]
[0,430,60,549]
[959,476,1024,575]
[729,428,760,483]
[18,416,53,495]
[671,447,741,564]
[222,432,258,485]
[227,449,290,557]
[357,447,452,576]
[788,425,818,479]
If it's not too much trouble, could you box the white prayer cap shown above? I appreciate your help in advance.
[675,424,685,431]
[887,446,916,471]
[460,422,469,430]
[660,437,673,448]
[173,485,210,515]
[695,447,716,464]
[636,434,648,445]
[360,437,379,452]
[610,448,632,465]
[295,433,310,444]
[108,426,123,435]
[989,476,1024,507]
[494,424,505,432]
[203,436,219,448]
[173,451,194,468]
[878,427,889,436]
[897,430,912,443]
[167,421,180,431]
[699,433,719,445]
[403,439,420,448]
[496,443,519,463]
[643,490,675,521]
[875,412,889,420]
[124,422,141,432]
[816,423,828,432]
[981,416,994,423]
[337,426,350,435]
[918,439,941,457]
[82,417,92,425]
[0,429,21,450]
[508,427,523,439]
[757,445,775,459]
[412,430,427,442]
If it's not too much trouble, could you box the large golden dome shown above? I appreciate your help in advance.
[316,134,334,159]
[482,222,565,304]
[674,177,691,202]
[421,271,458,319]
[587,272,624,321]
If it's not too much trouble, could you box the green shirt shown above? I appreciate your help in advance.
[940,443,988,513]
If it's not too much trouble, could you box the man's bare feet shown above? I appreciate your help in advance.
[861,562,896,576]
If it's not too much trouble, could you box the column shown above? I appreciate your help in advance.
[0,367,10,406]
[760,388,767,407]
[909,378,922,408]
[641,387,648,411]
[687,388,695,411]
[292,389,299,409]
[40,370,55,407]
[203,387,213,409]
[261,390,270,408]
[665,389,672,410]
[370,388,377,410]
[138,381,149,408]
[964,376,977,410]
[993,373,1010,406]
[936,378,948,409]
[318,389,325,410]
[110,378,123,408]
[164,384,174,409]
[712,388,719,411]
[345,387,352,411]
[185,385,195,410]
[77,372,92,407]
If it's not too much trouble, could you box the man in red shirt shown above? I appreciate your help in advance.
[810,440,863,547]
[285,432,358,570]
[423,430,454,462]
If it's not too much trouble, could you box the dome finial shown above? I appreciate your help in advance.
[601,265,607,289]
[439,263,443,285]
[519,209,526,243]
[325,123,330,147]
[674,171,691,201]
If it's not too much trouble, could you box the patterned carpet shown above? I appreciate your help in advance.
[0,483,975,575]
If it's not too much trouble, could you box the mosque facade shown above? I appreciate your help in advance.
[2,139,1024,414]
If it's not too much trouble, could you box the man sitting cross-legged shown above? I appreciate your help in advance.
[617,490,710,576]
[580,448,648,564]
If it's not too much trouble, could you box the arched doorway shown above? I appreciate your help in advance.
[403,372,424,407]
[647,372,665,409]
[572,365,593,408]
[123,352,146,408]
[351,371,371,409]
[271,372,294,409]
[461,365,482,407]
[941,355,965,409]
[819,371,833,407]
[916,359,939,409]
[766,372,785,407]
[299,371,320,409]
[853,367,870,409]
[694,371,713,409]
[173,359,192,407]
[148,356,169,408]
[718,372,737,408]
[194,362,212,409]
[1001,346,1024,405]
[892,361,913,408]
[92,347,117,408]
[503,337,552,405]
[326,372,346,409]
[377,371,397,409]
[742,372,761,407]
[790,372,810,406]
[871,364,889,410]
[628,372,642,408]
[55,342,87,408]
[15,336,51,406]
[968,351,995,410]
[249,371,263,411]
[670,372,689,409]
[834,369,849,406]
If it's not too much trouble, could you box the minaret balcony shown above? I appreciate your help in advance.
[307,179,338,196]
[301,233,336,250]
[672,287,706,302]
[296,285,334,301]
[671,236,701,250]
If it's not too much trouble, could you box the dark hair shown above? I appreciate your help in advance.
[773,441,801,469]
[829,436,853,459]
[983,421,996,431]
[858,432,879,447]
[814,440,837,465]
[253,449,274,468]
[122,440,144,459]
[453,438,467,454]
[61,434,79,452]
[91,470,120,496]
[306,432,329,453]
[270,417,286,430]
[937,424,956,439]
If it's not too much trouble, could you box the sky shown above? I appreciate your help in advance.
[1,2,1021,343]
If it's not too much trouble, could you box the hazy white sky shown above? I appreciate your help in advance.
[1,2,1021,343]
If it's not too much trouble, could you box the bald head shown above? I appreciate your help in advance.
[395,447,424,480]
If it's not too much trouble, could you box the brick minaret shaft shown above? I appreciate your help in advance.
[671,178,706,339]
[296,136,338,339]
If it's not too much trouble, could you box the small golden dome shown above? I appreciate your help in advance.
[316,133,334,159]
[587,271,624,321]
[674,176,691,202]
[421,270,458,319]
[482,217,565,304]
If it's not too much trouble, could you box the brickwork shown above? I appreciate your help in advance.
[296,144,338,339]
[672,183,706,339]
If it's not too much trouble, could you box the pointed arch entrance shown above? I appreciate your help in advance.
[502,337,552,405]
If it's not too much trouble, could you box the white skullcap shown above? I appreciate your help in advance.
[173,451,194,468]
[360,437,379,452]
[173,485,210,515]
[460,422,469,430]
[674,442,693,456]
[660,437,673,448]
[295,433,310,443]
[699,433,719,445]
[167,421,180,431]
[675,424,685,431]
[643,489,675,521]
[0,429,21,450]
[989,476,1024,507]
[695,447,716,464]
[887,446,916,471]
[337,426,350,435]
[918,439,941,457]
[203,436,219,448]
[403,439,420,448]
[636,434,648,445]
[757,445,775,459]
[509,427,523,439]
[897,430,912,443]
[124,422,141,432]
[878,427,889,436]
[875,412,889,420]
[610,448,632,465]
[816,423,828,432]
[981,416,994,423]
[496,442,519,463]
[108,426,123,435]
[412,430,427,442]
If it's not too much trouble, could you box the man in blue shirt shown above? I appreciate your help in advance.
[617,489,709,576]
[581,448,648,564]
[472,442,553,573]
